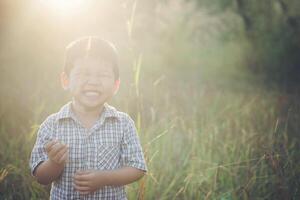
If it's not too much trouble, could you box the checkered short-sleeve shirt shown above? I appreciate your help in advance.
[30,102,147,200]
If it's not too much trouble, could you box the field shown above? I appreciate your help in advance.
[0,0,300,199]
[0,77,299,199]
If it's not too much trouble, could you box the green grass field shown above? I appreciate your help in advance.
[0,79,299,199]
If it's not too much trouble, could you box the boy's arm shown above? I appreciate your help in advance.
[99,166,145,185]
[34,159,65,185]
[74,167,145,194]
[34,140,69,185]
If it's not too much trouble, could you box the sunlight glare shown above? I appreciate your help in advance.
[39,0,85,16]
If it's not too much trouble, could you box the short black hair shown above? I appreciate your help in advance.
[64,36,119,80]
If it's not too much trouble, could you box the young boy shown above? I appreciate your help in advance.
[30,36,147,199]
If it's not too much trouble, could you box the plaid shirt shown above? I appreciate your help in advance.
[30,102,147,200]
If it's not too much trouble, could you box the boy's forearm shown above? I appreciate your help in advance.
[34,159,65,185]
[97,166,146,187]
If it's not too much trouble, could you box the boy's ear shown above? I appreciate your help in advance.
[61,72,70,90]
[113,79,120,95]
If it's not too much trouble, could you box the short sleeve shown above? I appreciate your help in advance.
[120,115,147,172]
[29,118,54,176]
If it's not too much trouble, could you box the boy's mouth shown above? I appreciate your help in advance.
[83,90,101,97]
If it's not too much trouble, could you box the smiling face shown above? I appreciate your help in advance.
[63,57,118,111]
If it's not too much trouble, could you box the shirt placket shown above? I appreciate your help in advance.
[80,128,93,200]
[75,110,106,200]
[83,128,90,170]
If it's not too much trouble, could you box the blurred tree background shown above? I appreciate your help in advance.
[1,0,299,130]
[0,0,300,199]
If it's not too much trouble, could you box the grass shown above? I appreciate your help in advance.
[0,76,299,199]
[0,80,297,199]
[0,0,299,199]
[124,79,299,199]
[0,37,299,198]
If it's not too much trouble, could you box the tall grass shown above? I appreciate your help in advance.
[0,1,299,199]
[123,78,299,199]
[0,77,299,199]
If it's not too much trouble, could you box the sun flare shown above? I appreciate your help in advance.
[38,0,85,16]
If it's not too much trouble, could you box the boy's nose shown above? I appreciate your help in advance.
[86,76,102,86]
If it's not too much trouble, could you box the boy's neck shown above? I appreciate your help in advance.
[71,100,104,129]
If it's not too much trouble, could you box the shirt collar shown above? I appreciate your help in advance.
[102,103,120,119]
[56,102,73,121]
[56,102,120,122]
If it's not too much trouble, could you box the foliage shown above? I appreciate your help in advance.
[191,0,300,89]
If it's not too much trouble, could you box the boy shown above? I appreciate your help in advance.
[30,36,147,199]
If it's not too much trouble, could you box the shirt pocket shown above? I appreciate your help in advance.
[97,143,120,170]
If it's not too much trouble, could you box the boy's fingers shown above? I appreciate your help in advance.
[55,146,68,163]
[48,143,66,158]
[79,190,91,195]
[80,192,90,195]
[75,170,84,174]
[74,185,90,192]
[74,174,89,182]
[57,150,69,164]
[44,140,57,151]
[73,179,89,187]
[76,170,90,175]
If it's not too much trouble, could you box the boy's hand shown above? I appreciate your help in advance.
[73,170,104,195]
[45,140,69,165]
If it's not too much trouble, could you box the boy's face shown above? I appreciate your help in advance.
[63,57,118,111]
